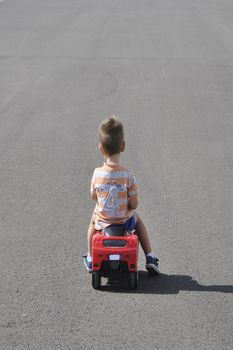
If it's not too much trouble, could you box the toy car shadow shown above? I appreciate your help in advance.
[99,272,233,294]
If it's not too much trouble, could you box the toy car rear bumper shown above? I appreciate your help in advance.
[92,233,138,272]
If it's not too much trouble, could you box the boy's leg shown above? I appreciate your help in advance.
[135,214,160,274]
[84,213,95,272]
[135,215,152,255]
[87,213,96,257]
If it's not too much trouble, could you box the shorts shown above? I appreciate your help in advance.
[113,214,137,231]
[93,212,138,231]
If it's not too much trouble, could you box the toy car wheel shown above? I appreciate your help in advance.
[128,271,138,290]
[92,271,101,289]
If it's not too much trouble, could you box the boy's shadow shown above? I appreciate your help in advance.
[101,271,233,294]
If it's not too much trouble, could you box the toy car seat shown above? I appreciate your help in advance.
[102,225,127,237]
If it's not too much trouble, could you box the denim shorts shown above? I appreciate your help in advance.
[117,215,136,231]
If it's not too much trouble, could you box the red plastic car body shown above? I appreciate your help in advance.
[91,229,139,289]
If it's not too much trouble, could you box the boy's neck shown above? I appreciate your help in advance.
[104,153,121,165]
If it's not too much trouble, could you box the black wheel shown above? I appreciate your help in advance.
[128,271,138,290]
[92,271,101,289]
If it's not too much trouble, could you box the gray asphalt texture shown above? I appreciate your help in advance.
[1,0,233,349]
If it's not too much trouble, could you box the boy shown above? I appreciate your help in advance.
[83,116,159,274]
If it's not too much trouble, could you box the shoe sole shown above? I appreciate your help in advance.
[146,263,160,275]
[84,260,92,273]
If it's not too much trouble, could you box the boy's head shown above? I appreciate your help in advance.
[98,116,125,156]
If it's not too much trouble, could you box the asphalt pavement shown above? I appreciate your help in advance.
[0,0,233,349]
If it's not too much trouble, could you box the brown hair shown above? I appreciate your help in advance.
[98,116,124,156]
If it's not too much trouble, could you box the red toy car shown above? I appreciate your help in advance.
[91,225,139,290]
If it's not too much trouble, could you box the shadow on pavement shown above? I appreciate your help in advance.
[100,271,233,294]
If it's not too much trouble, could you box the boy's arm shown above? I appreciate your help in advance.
[90,189,97,201]
[128,173,138,209]
[90,170,97,201]
[128,195,138,209]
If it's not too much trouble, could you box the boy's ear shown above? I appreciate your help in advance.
[121,141,125,152]
[99,143,105,155]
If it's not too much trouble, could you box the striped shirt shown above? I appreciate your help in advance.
[90,163,137,229]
